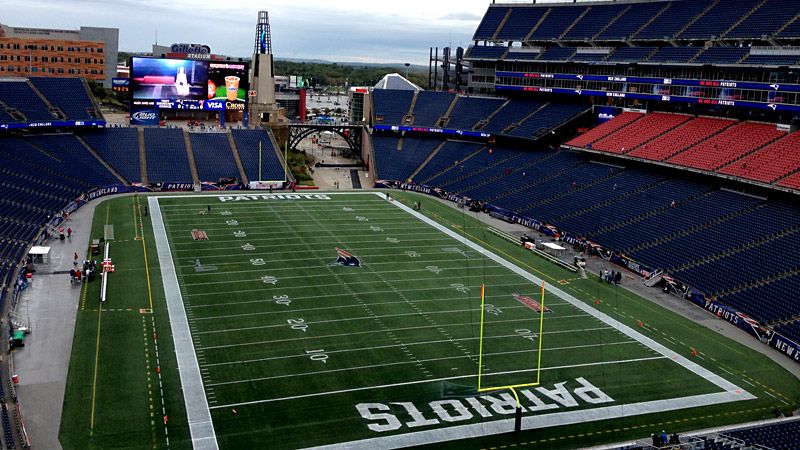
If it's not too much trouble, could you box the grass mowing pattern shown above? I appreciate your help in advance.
[154,192,749,449]
[61,192,800,450]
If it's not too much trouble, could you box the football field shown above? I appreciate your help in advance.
[147,192,755,449]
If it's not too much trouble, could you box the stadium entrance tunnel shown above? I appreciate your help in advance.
[288,124,364,160]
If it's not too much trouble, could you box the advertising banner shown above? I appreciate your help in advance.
[130,108,160,126]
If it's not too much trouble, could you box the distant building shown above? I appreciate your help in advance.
[0,23,118,88]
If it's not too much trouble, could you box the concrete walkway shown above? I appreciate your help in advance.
[13,196,105,450]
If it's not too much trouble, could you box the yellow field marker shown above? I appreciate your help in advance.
[477,282,547,406]
[135,196,155,311]
[89,306,103,434]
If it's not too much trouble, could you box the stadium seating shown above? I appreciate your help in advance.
[777,170,800,190]
[445,97,505,130]
[597,2,671,41]
[81,129,142,183]
[722,419,800,448]
[507,103,588,139]
[718,131,800,183]
[143,128,192,183]
[566,112,644,148]
[589,113,690,154]
[725,0,799,39]
[667,122,784,171]
[605,47,657,63]
[29,77,99,122]
[372,89,414,124]
[411,92,455,127]
[412,141,485,185]
[189,133,240,182]
[627,117,735,161]
[777,18,800,38]
[26,134,119,187]
[495,8,548,41]
[373,136,441,181]
[231,129,286,182]
[537,47,576,62]
[472,6,510,40]
[570,52,609,63]
[0,80,56,123]
[679,1,760,40]
[634,0,713,40]
[505,51,540,61]
[479,99,543,134]
[692,47,749,64]
[528,6,586,41]
[741,53,800,65]
[562,4,628,41]
[646,47,702,63]
[465,46,507,60]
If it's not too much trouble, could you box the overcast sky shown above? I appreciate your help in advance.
[7,0,496,64]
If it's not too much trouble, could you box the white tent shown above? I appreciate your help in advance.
[373,73,422,91]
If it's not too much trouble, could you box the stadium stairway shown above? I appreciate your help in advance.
[502,102,550,135]
[226,131,249,184]
[490,8,513,40]
[437,95,461,129]
[623,201,764,254]
[717,268,800,307]
[74,135,128,185]
[558,6,590,40]
[473,99,510,131]
[549,174,667,224]
[591,189,714,237]
[455,152,558,196]
[514,163,621,211]
[416,144,487,185]
[407,140,448,182]
[667,225,800,273]
[182,129,202,187]
[138,128,149,185]
[565,111,644,148]
[26,79,65,121]
[718,0,769,40]
[405,91,420,125]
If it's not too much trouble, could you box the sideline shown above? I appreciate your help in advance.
[149,197,218,450]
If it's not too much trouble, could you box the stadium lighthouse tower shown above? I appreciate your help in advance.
[249,11,279,126]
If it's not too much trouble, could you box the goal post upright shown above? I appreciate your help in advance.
[477,281,548,398]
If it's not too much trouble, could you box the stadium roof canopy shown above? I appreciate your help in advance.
[373,73,421,91]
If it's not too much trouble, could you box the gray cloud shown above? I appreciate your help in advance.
[6,1,482,64]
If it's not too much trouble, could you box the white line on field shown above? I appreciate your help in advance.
[208,356,668,403]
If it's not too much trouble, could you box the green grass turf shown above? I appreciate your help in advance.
[60,191,800,449]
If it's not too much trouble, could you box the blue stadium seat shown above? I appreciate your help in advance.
[445,97,505,131]
[372,89,414,125]
[693,47,749,64]
[190,133,241,182]
[231,130,286,182]
[496,8,549,41]
[563,4,628,41]
[373,136,441,181]
[81,129,142,183]
[473,6,511,40]
[725,0,798,39]
[143,128,192,183]
[465,46,508,60]
[29,77,99,122]
[679,1,759,40]
[411,92,455,128]
[635,0,713,40]
[0,80,56,123]
[646,47,702,63]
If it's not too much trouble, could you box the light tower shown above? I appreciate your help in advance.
[250,10,277,126]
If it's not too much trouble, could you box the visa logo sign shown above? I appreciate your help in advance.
[204,100,225,110]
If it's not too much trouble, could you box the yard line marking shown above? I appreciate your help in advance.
[191,301,571,321]
[199,325,615,351]
[179,269,511,288]
[195,312,592,335]
[150,197,218,450]
[203,340,639,367]
[183,280,526,298]
[208,356,668,401]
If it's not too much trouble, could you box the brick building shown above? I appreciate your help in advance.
[0,23,118,88]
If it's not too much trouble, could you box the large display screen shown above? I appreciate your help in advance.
[130,57,248,111]
[207,62,249,111]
